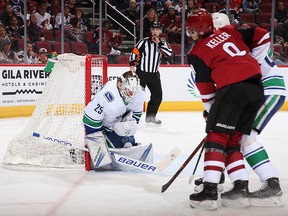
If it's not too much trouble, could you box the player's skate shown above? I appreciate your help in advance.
[194,172,225,193]
[249,177,283,207]
[221,180,249,208]
[145,117,162,126]
[190,182,218,210]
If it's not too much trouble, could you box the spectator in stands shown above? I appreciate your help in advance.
[122,0,140,39]
[49,0,61,17]
[275,1,288,25]
[242,0,261,14]
[143,0,154,16]
[185,0,196,18]
[0,4,15,27]
[210,4,219,13]
[143,8,158,38]
[9,0,24,16]
[219,8,241,25]
[54,4,72,29]
[159,0,174,18]
[37,47,48,64]
[67,0,77,15]
[75,8,91,32]
[64,17,86,43]
[174,0,187,16]
[6,14,23,51]
[0,36,22,63]
[123,0,140,24]
[160,6,181,43]
[35,2,53,30]
[91,19,122,55]
[151,0,165,17]
[0,0,8,14]
[0,24,10,50]
[22,41,38,64]
[27,0,38,14]
[230,0,243,13]
[27,13,45,42]
[270,18,288,64]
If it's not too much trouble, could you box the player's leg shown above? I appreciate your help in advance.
[190,83,253,210]
[220,131,249,208]
[145,72,162,125]
[241,95,285,206]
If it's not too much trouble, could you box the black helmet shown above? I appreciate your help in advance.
[150,21,163,29]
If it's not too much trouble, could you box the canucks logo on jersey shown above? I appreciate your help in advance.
[104,91,114,102]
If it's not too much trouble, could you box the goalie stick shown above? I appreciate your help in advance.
[143,137,205,193]
[32,132,180,173]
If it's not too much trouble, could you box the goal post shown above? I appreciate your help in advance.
[2,53,108,170]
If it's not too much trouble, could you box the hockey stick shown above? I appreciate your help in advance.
[32,132,180,173]
[188,142,205,184]
[143,137,205,193]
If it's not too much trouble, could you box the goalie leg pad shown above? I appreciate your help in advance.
[85,132,112,169]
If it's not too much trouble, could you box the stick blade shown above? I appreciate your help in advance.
[188,174,195,184]
[142,182,164,193]
[156,146,181,172]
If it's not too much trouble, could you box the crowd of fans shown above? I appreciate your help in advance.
[0,0,287,64]
[0,0,123,64]
[111,0,288,63]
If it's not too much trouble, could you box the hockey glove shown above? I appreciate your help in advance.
[203,110,209,122]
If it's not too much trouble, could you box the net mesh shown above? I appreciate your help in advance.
[3,53,106,169]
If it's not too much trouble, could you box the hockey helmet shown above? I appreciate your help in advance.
[212,12,230,30]
[118,71,140,104]
[186,9,214,36]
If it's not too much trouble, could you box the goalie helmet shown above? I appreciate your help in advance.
[186,9,214,36]
[118,71,140,104]
[212,12,230,30]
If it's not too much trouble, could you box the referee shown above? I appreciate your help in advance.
[129,22,172,125]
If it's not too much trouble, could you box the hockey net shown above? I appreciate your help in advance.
[2,54,108,170]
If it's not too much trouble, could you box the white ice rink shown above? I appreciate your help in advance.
[0,112,287,216]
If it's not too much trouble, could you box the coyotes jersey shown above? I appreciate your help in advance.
[187,25,263,112]
[83,80,145,134]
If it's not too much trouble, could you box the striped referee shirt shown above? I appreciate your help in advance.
[130,37,172,73]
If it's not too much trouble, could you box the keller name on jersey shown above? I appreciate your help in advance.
[206,32,231,49]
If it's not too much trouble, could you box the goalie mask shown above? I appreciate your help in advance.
[212,12,230,30]
[118,71,140,104]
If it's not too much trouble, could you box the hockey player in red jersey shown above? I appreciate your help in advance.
[186,9,265,210]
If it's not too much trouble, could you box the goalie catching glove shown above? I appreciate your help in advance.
[113,111,137,137]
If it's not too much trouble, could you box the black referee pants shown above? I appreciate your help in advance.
[136,70,162,119]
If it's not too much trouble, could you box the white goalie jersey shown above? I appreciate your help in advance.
[83,79,145,133]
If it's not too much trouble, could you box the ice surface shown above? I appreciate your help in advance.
[0,112,287,216]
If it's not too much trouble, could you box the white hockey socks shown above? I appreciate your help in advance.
[242,140,278,181]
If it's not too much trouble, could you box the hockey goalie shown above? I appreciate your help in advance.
[83,70,153,171]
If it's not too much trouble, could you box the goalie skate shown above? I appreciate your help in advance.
[249,177,284,207]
